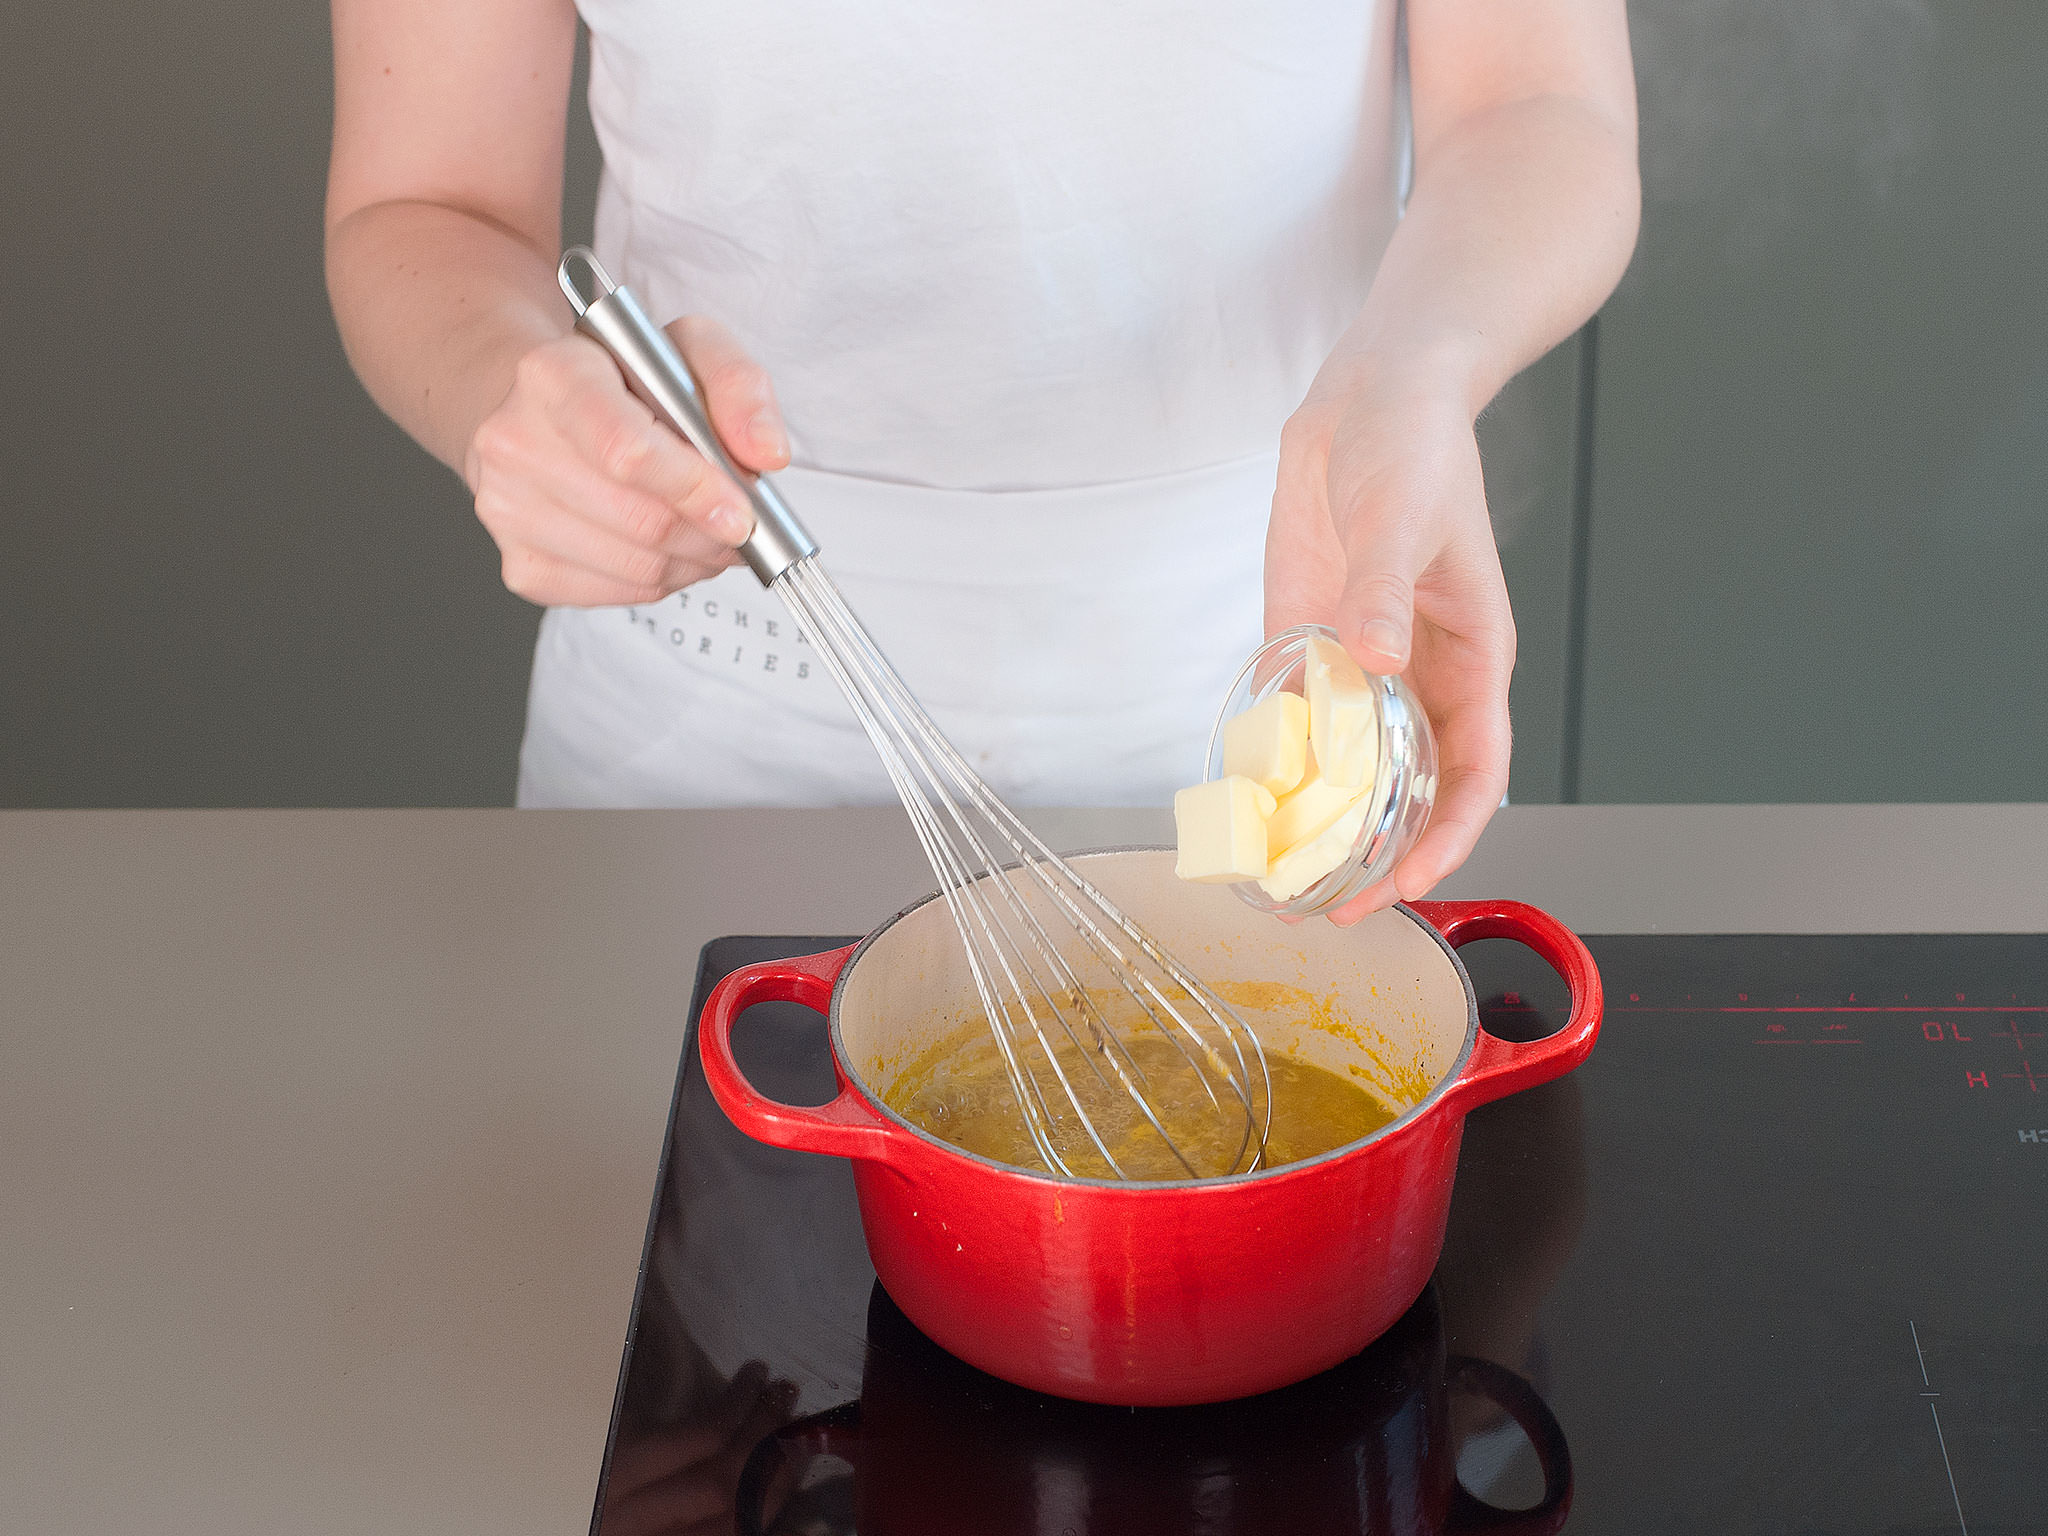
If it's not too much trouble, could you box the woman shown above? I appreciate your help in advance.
[326,1,1638,920]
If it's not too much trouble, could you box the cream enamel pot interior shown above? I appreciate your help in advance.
[700,847,1602,1406]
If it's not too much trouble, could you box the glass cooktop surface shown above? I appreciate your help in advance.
[589,933,2048,1536]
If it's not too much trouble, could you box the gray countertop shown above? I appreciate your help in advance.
[5,805,2046,1533]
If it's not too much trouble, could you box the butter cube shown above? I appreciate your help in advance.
[1222,692,1309,797]
[1259,797,1373,902]
[1305,634,1380,791]
[1173,776,1277,883]
[1266,750,1373,854]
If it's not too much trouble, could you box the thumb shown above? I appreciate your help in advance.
[1336,511,1425,676]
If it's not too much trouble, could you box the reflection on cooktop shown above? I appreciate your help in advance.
[590,933,2048,1536]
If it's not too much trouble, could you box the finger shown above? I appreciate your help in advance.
[716,1379,798,1482]
[1372,534,1514,899]
[1390,684,1511,900]
[1336,601,1511,917]
[1331,488,1427,677]
[550,401,759,552]
[1290,403,1432,672]
[540,373,755,545]
[710,1360,770,1435]
[498,545,676,609]
[1263,413,1347,639]
[1392,756,1509,902]
[483,479,720,594]
[1329,756,1505,926]
[1325,875,1401,927]
[668,313,791,473]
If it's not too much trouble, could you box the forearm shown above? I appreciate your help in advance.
[1350,93,1640,417]
[325,200,568,475]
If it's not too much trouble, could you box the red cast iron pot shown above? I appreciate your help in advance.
[700,847,1601,1407]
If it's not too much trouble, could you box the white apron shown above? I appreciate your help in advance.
[520,0,1405,808]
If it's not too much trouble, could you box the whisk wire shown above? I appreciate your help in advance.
[782,564,1242,1164]
[774,562,1148,1175]
[775,554,1271,1179]
[776,573,1102,1174]
[786,563,1261,1119]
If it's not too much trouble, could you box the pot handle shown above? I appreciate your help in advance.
[698,946,900,1163]
[1444,1356,1574,1533]
[1408,900,1603,1112]
[735,1401,862,1536]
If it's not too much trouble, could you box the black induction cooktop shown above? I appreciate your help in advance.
[588,932,2048,1535]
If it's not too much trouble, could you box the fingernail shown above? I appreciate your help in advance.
[749,408,788,461]
[713,503,753,542]
[1360,618,1406,663]
[1396,870,1436,903]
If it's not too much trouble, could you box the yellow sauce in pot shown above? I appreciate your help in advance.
[881,1013,1399,1182]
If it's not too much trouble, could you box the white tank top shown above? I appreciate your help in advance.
[520,1,1404,808]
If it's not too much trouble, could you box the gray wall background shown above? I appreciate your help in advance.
[3,3,2042,808]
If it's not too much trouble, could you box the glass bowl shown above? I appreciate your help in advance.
[1200,624,1439,918]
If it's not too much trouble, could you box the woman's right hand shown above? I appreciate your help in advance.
[464,316,791,608]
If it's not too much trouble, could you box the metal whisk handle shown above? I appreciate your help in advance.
[558,246,817,587]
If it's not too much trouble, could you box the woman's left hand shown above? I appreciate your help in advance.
[1260,0,1640,924]
[1265,339,1515,925]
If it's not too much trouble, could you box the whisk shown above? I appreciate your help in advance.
[559,248,1270,1180]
